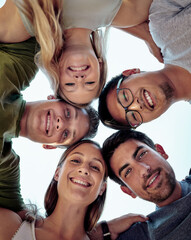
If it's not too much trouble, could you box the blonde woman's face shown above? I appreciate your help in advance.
[59,46,100,105]
[56,143,106,205]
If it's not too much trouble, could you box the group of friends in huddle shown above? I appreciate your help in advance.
[0,0,191,239]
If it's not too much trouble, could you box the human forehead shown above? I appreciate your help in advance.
[110,139,152,169]
[120,72,156,88]
[67,143,104,164]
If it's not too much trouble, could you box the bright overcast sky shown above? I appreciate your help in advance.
[1,0,191,223]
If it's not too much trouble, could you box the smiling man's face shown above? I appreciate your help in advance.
[110,139,176,204]
[106,71,174,125]
[22,99,89,146]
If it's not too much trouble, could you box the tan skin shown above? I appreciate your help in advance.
[107,65,191,125]
[0,143,106,240]
[0,143,148,240]
[19,99,90,146]
[110,140,182,207]
[0,0,161,105]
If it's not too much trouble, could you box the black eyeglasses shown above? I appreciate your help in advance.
[116,76,143,128]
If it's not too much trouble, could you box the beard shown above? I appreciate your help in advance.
[159,82,174,102]
[142,168,176,204]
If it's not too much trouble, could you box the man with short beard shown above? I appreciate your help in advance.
[99,129,191,240]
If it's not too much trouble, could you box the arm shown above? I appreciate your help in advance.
[115,21,163,63]
[0,208,22,240]
[89,213,148,240]
[112,0,152,28]
[0,0,30,43]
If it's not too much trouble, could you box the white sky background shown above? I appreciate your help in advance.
[1,0,191,223]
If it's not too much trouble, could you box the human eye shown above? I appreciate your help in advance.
[138,150,148,160]
[65,83,75,86]
[131,112,138,121]
[70,159,80,164]
[65,108,71,119]
[91,165,100,172]
[63,129,69,139]
[122,90,129,102]
[85,81,95,85]
[124,168,132,177]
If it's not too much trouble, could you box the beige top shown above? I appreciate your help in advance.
[12,221,36,240]
[15,0,122,35]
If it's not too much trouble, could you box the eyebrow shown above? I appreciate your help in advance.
[119,163,129,177]
[118,145,144,176]
[70,152,104,165]
[133,146,144,159]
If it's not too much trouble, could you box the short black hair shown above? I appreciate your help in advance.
[98,73,132,130]
[102,129,156,186]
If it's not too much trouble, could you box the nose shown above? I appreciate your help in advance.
[128,97,143,111]
[56,116,64,131]
[78,166,89,176]
[137,162,151,178]
[73,72,86,79]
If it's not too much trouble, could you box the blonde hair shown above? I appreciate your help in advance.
[15,0,108,106]
[58,28,108,108]
[15,0,63,90]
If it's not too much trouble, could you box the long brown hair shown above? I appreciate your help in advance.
[44,139,108,231]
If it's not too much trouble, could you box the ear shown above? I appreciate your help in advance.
[54,167,61,181]
[47,95,56,100]
[120,185,137,199]
[42,144,57,150]
[155,144,168,160]
[99,181,107,196]
[122,68,140,77]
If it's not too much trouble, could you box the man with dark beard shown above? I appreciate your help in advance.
[98,129,191,240]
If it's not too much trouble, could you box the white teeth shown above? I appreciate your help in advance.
[69,66,88,71]
[72,179,89,187]
[144,91,154,107]
[148,175,158,187]
[46,113,50,131]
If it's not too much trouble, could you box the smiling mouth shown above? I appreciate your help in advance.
[46,111,51,135]
[68,65,90,71]
[143,90,154,109]
[146,171,160,188]
[70,178,91,187]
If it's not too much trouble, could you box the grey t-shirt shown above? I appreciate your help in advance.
[149,0,191,73]
[117,172,191,240]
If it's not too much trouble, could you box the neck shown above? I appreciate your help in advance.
[64,28,92,47]
[157,181,182,208]
[163,65,191,101]
[43,199,89,240]
[19,103,30,137]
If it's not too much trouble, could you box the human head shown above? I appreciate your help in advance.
[57,30,107,107]
[44,139,108,231]
[102,130,177,206]
[20,99,99,147]
[99,69,174,129]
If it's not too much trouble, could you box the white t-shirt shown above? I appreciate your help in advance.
[16,0,122,35]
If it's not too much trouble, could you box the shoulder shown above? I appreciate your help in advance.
[0,0,31,43]
[0,208,22,240]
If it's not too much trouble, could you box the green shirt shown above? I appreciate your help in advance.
[0,38,38,211]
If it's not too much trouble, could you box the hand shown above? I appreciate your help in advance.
[107,213,149,240]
